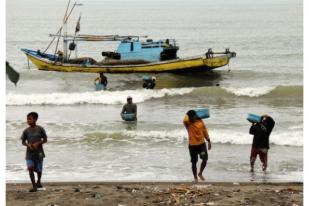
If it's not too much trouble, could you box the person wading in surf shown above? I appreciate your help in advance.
[121,96,137,120]
[142,76,156,89]
[94,73,108,88]
[21,112,48,192]
[249,115,275,172]
[183,110,211,182]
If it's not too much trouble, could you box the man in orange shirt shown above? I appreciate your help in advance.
[183,110,211,182]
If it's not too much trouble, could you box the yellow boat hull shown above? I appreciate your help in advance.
[25,52,235,74]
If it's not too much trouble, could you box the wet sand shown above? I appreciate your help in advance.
[6,182,303,206]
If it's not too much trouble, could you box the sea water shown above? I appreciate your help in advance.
[6,0,302,182]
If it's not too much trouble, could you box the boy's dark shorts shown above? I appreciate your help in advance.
[26,159,43,172]
[189,142,208,163]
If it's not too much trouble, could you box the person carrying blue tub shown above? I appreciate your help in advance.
[142,76,156,89]
[121,96,137,121]
[94,73,108,90]
[183,110,212,182]
[249,115,275,172]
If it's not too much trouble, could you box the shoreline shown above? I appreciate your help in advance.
[7,182,303,206]
[6,180,304,184]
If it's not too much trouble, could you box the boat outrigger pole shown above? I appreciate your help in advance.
[49,34,148,42]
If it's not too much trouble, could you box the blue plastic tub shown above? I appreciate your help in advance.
[121,113,136,121]
[95,83,105,91]
[247,113,262,123]
[143,75,151,81]
[195,109,210,119]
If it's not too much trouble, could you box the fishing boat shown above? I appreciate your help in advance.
[21,1,236,74]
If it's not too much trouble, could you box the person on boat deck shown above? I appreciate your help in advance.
[121,96,137,120]
[249,115,275,172]
[163,39,170,48]
[143,76,156,89]
[183,110,211,183]
[94,73,108,88]
[21,112,48,192]
[206,48,213,58]
[36,50,48,58]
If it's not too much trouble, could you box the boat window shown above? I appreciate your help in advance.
[141,45,160,49]
[130,42,134,51]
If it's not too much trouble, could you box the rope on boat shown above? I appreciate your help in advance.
[43,29,61,54]
[53,27,63,64]
[44,0,71,54]
[52,1,78,64]
[27,58,30,70]
[44,0,77,58]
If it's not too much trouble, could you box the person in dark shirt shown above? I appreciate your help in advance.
[99,73,108,87]
[249,115,275,172]
[121,96,137,120]
[21,112,47,192]
[94,73,108,90]
[142,76,156,89]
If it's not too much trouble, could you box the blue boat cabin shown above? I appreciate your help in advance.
[116,39,179,62]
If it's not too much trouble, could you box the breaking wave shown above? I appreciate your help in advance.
[122,129,303,146]
[221,86,275,97]
[54,129,303,147]
[6,85,302,105]
[6,88,194,106]
[195,85,303,98]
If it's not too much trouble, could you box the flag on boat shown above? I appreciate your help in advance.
[75,15,81,33]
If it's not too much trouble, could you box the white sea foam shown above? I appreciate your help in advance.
[222,86,276,97]
[6,88,194,105]
[97,129,303,146]
[209,130,303,146]
[289,125,303,130]
[124,130,187,142]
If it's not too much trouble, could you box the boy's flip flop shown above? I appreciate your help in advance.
[37,187,46,191]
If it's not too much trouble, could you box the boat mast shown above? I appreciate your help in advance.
[62,1,82,62]
[62,0,71,62]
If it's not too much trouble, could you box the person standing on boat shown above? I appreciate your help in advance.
[249,115,275,172]
[56,50,64,62]
[21,112,48,192]
[183,110,211,182]
[121,96,137,120]
[163,39,170,48]
[94,73,108,90]
[206,48,213,58]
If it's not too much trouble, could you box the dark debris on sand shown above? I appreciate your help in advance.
[6,182,303,206]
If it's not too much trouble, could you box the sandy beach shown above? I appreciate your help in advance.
[6,182,303,206]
